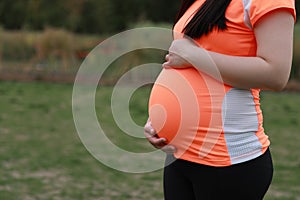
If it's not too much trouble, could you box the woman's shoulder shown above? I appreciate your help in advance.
[241,0,296,27]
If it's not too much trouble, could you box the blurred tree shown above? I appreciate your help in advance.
[63,0,86,31]
[24,0,68,30]
[296,0,299,22]
[0,0,297,32]
[77,0,117,34]
[26,0,43,29]
[0,0,27,29]
[143,0,180,23]
[39,0,68,28]
[113,0,145,28]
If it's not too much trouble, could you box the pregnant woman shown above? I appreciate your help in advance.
[144,0,296,199]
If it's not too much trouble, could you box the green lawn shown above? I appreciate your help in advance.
[0,81,299,199]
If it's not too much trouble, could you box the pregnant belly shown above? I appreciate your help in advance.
[148,68,217,149]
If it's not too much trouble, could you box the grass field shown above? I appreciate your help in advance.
[0,81,299,199]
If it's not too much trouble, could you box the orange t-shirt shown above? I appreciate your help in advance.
[149,0,296,166]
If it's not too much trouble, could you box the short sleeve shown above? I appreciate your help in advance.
[249,0,296,27]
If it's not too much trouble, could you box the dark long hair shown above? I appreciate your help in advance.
[175,0,232,39]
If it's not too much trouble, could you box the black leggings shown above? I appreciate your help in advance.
[164,149,273,200]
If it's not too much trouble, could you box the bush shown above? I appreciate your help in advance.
[291,24,300,79]
[0,28,102,72]
[35,28,75,68]
[0,23,299,82]
[0,30,36,61]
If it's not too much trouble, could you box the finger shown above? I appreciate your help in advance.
[148,136,166,147]
[149,137,168,149]
[144,127,156,138]
[165,54,170,61]
[144,132,159,143]
[162,62,171,68]
[144,122,156,137]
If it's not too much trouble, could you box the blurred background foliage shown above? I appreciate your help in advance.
[0,0,298,34]
[0,0,299,83]
[0,0,181,34]
[0,0,181,83]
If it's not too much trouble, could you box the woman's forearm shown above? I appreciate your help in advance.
[179,10,294,91]
[188,48,291,90]
[210,52,292,90]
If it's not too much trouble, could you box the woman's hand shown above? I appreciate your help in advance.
[163,39,196,69]
[144,119,176,154]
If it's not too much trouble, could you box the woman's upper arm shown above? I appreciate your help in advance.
[254,9,295,89]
